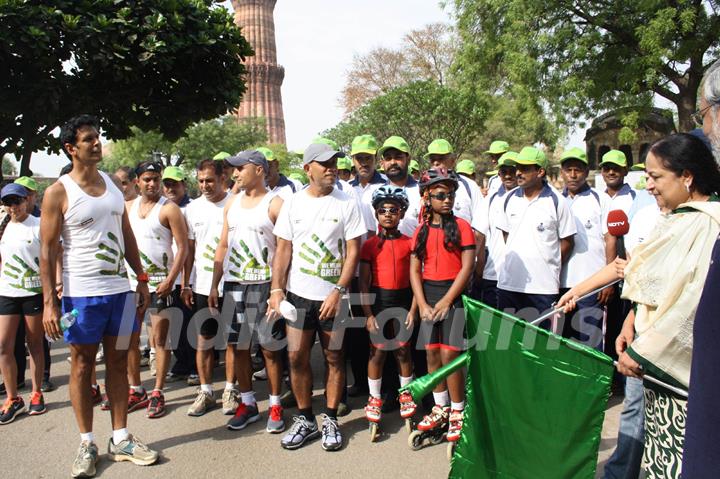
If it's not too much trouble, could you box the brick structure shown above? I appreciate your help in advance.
[232,0,287,145]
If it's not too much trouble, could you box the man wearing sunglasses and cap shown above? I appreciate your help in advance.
[378,136,422,237]
[124,161,188,418]
[270,143,365,451]
[484,140,510,197]
[40,114,158,476]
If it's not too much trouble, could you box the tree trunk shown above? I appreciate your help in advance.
[676,72,702,133]
[20,148,33,177]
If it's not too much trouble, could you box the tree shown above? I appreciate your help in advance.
[453,0,720,131]
[102,115,266,171]
[325,80,488,162]
[0,0,253,177]
[2,155,17,177]
[340,23,455,113]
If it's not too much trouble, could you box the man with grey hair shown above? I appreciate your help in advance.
[683,57,720,478]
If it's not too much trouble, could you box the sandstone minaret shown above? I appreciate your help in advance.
[232,0,287,145]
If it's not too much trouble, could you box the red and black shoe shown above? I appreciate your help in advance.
[146,390,166,419]
[128,388,149,412]
[0,396,26,424]
[28,391,47,416]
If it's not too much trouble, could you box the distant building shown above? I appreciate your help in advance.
[584,107,676,168]
[232,0,287,145]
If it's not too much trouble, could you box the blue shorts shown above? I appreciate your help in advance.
[63,291,139,344]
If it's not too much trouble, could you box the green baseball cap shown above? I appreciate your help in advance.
[497,151,518,167]
[409,160,420,173]
[506,146,547,169]
[456,159,475,175]
[312,137,339,150]
[378,136,410,157]
[485,140,510,155]
[337,156,353,171]
[485,170,498,177]
[14,176,37,191]
[256,146,275,161]
[630,162,645,171]
[559,147,588,165]
[423,139,453,160]
[350,135,378,156]
[162,166,186,182]
[599,149,627,168]
[213,151,231,161]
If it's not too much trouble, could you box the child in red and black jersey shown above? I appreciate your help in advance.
[410,168,475,443]
[359,186,417,429]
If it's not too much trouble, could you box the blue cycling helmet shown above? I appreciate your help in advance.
[419,167,459,193]
[372,185,409,210]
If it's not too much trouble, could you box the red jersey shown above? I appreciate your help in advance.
[411,217,475,281]
[359,234,413,290]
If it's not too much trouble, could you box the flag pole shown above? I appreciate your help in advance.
[530,278,623,326]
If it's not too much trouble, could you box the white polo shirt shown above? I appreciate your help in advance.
[560,184,611,288]
[472,186,509,281]
[454,176,483,224]
[487,175,501,198]
[602,183,636,234]
[350,172,386,234]
[497,184,576,294]
[626,202,663,254]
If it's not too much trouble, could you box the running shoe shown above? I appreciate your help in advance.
[95,344,104,363]
[187,389,215,416]
[146,390,166,419]
[186,374,200,386]
[41,379,56,393]
[226,402,260,430]
[417,405,450,431]
[266,404,285,433]
[0,396,26,424]
[128,388,149,412]
[252,367,268,381]
[71,441,98,478]
[107,434,159,466]
[221,388,239,415]
[398,390,417,419]
[364,396,382,423]
[165,371,188,383]
[28,391,47,415]
[447,409,464,442]
[280,415,320,450]
[320,414,343,451]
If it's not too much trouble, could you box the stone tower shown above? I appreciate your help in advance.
[231,0,286,145]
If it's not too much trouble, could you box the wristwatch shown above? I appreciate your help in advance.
[333,285,347,295]
[137,272,149,283]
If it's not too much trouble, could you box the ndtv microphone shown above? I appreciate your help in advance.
[607,209,630,260]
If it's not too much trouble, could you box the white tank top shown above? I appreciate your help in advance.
[128,197,174,292]
[226,192,275,284]
[0,215,42,297]
[59,171,130,296]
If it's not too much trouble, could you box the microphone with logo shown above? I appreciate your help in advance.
[607,209,630,260]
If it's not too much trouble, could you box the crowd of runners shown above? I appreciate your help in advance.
[0,60,719,479]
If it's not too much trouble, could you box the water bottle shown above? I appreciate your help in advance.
[46,309,79,342]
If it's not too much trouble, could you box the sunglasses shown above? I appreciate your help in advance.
[429,192,455,201]
[2,196,24,206]
[691,104,714,127]
[377,207,400,215]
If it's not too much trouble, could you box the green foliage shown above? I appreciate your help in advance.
[324,80,488,161]
[2,155,17,176]
[453,0,720,131]
[102,115,267,172]
[0,0,253,175]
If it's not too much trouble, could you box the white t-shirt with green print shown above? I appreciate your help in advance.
[128,197,174,293]
[186,192,230,296]
[273,187,365,301]
[0,215,41,297]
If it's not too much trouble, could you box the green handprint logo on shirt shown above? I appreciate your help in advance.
[201,236,220,272]
[298,234,344,284]
[228,240,270,282]
[135,251,169,287]
[3,254,41,293]
[97,232,128,278]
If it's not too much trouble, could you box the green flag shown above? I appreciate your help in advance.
[448,296,613,479]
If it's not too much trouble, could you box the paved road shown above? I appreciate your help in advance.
[2,342,621,478]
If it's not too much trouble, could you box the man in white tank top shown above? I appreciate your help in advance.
[209,150,285,432]
[125,161,188,419]
[182,160,232,417]
[39,115,159,477]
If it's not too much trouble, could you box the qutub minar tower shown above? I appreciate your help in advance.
[231,0,287,145]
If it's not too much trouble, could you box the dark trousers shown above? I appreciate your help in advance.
[12,319,51,384]
[497,289,558,330]
[170,286,198,375]
[559,288,604,350]
[346,278,369,392]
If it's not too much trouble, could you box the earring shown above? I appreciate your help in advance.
[685,183,691,193]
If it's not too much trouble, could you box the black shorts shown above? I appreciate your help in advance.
[420,280,466,351]
[194,293,224,338]
[0,294,43,316]
[370,287,413,350]
[286,291,343,333]
[224,282,285,347]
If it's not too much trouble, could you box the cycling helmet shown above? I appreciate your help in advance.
[371,185,409,210]
[419,167,459,193]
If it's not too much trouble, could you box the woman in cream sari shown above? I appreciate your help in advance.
[559,133,720,478]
